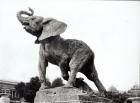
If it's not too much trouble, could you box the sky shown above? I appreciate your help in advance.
[0,0,139,91]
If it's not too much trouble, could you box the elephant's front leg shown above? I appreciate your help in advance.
[59,63,69,81]
[65,69,77,87]
[59,55,69,81]
[64,59,79,87]
[38,50,48,90]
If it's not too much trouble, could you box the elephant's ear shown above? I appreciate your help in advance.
[38,18,67,41]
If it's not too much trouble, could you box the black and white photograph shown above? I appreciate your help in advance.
[0,0,139,103]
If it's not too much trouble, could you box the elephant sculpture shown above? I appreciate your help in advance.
[17,8,107,96]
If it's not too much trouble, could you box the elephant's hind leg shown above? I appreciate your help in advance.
[85,61,107,96]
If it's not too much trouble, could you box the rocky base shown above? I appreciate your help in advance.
[34,87,111,103]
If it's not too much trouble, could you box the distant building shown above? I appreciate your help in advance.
[0,80,19,99]
[128,84,140,97]
[126,84,140,103]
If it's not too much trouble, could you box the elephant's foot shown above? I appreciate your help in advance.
[98,91,107,97]
[63,83,74,88]
[88,91,97,97]
[39,83,49,90]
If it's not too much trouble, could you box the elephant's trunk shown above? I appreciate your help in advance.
[17,8,34,24]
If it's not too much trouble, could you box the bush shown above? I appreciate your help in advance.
[51,78,64,88]
[46,78,51,88]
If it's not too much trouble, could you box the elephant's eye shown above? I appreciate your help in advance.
[31,18,35,20]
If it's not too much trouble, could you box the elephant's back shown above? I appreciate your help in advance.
[64,39,94,57]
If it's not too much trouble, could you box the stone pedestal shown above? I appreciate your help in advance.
[34,87,111,103]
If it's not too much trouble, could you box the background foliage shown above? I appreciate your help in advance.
[15,77,64,103]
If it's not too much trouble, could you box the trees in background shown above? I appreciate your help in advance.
[23,76,41,103]
[107,85,130,103]
[46,78,51,88]
[15,77,64,103]
[15,76,41,103]
[15,82,25,98]
[107,91,130,103]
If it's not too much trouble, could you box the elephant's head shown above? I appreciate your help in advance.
[17,8,67,44]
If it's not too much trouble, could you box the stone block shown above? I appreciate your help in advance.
[34,87,111,103]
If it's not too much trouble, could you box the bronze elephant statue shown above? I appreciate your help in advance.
[17,8,107,96]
